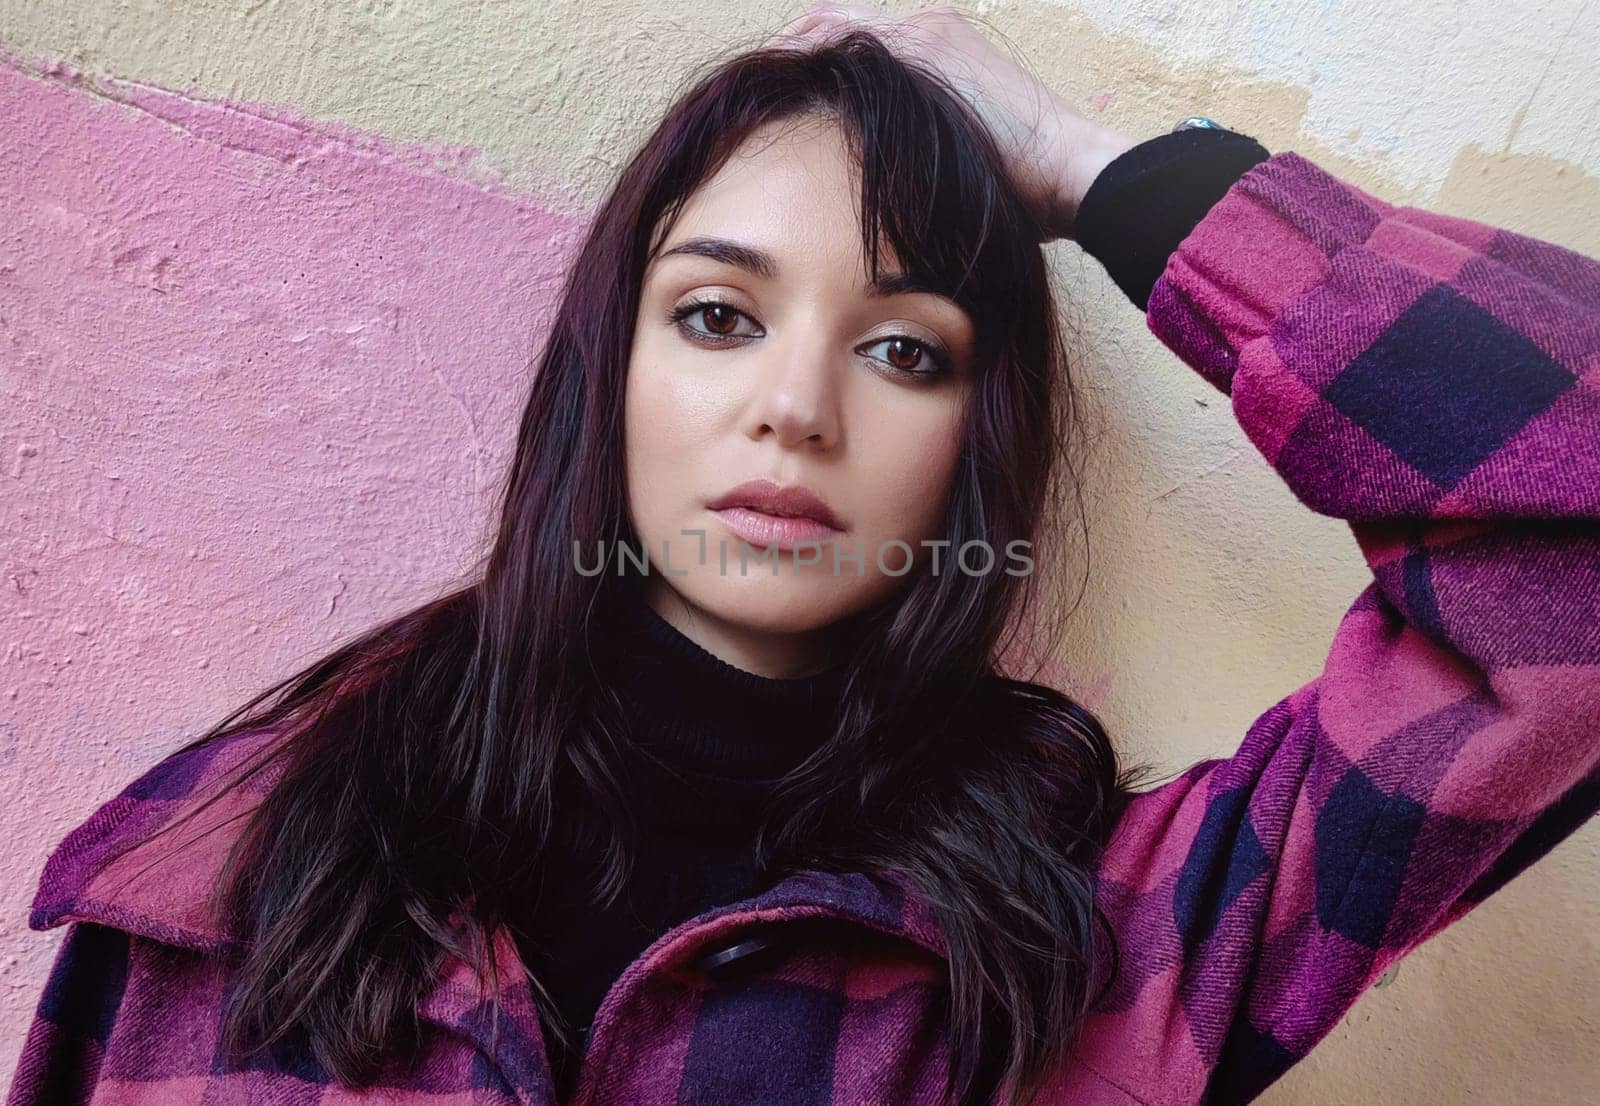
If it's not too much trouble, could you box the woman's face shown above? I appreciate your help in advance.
[624,113,976,675]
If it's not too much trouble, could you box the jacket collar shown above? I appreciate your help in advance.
[30,723,948,1090]
[28,723,287,957]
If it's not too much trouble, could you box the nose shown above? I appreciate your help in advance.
[742,329,841,451]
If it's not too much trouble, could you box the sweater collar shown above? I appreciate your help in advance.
[587,574,850,783]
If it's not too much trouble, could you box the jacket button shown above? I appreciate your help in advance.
[693,931,787,979]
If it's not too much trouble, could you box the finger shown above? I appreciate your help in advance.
[764,7,842,48]
[816,3,881,18]
[766,18,819,44]
[766,18,860,54]
[765,4,898,52]
[784,2,859,32]
[814,3,897,34]
[822,5,929,50]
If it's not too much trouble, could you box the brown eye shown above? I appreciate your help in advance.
[700,304,738,335]
[885,337,923,371]
[669,298,761,342]
[860,334,951,378]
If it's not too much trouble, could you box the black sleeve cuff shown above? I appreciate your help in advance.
[1071,127,1271,312]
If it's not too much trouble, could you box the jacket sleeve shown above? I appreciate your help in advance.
[6,922,132,1104]
[1075,149,1600,1105]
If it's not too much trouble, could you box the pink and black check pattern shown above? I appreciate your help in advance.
[9,150,1598,1105]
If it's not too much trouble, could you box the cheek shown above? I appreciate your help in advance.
[626,341,735,456]
[856,396,968,547]
[623,367,676,536]
[623,349,730,534]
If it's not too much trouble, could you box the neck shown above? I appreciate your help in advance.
[639,572,852,680]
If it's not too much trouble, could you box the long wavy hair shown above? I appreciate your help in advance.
[111,28,1150,1106]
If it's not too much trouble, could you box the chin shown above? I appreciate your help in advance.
[672,566,873,635]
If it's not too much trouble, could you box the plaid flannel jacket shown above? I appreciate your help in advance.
[9,150,1599,1105]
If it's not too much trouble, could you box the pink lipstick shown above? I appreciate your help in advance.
[706,478,845,552]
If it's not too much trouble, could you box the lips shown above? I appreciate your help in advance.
[706,478,845,553]
[707,478,843,530]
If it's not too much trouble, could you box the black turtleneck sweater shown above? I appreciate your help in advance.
[529,573,850,1098]
[530,124,1271,1100]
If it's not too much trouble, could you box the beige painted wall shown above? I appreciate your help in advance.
[2,0,1594,1100]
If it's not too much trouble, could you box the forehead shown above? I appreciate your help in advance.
[650,114,904,278]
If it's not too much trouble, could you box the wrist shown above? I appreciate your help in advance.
[1071,125,1273,311]
[1050,119,1140,241]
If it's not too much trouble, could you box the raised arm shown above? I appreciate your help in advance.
[1067,136,1600,1104]
[765,12,1598,1100]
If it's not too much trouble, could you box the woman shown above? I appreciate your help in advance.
[9,6,1598,1106]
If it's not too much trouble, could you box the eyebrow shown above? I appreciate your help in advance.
[654,235,949,299]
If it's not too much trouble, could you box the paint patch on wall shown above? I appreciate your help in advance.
[0,53,590,1054]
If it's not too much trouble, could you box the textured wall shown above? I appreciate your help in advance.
[1,0,1595,1100]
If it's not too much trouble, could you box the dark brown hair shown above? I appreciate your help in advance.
[123,28,1148,1106]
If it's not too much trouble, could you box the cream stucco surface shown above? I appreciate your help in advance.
[1,0,1595,1100]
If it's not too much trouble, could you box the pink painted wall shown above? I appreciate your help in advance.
[0,57,583,1059]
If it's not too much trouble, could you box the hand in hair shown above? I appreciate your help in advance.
[766,2,1138,240]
